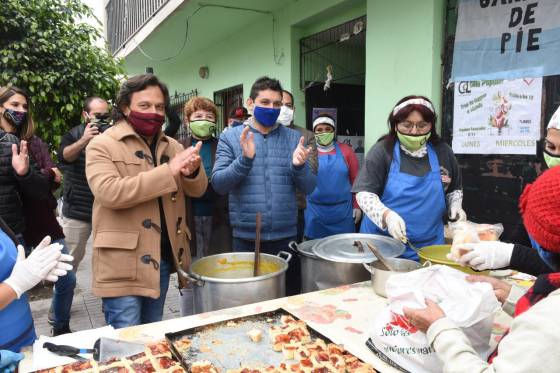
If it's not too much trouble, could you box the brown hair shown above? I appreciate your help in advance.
[184,97,218,122]
[0,86,35,140]
[379,95,440,152]
[113,74,170,121]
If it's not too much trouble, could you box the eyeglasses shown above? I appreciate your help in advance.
[397,121,431,133]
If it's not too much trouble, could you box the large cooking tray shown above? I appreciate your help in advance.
[165,309,338,371]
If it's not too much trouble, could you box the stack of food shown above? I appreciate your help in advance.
[448,221,504,261]
[34,341,185,373]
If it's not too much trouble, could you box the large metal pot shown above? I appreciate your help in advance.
[288,240,365,293]
[289,239,372,293]
[186,251,292,313]
[363,258,422,297]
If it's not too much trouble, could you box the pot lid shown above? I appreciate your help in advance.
[312,233,405,263]
[293,239,322,258]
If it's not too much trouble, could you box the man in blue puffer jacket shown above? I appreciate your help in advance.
[212,77,316,295]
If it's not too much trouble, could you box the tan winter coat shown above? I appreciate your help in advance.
[85,120,207,298]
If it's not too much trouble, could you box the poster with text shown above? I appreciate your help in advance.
[452,78,542,155]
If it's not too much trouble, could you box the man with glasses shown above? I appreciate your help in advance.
[352,95,465,260]
[58,97,111,271]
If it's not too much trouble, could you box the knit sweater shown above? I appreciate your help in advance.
[427,287,560,372]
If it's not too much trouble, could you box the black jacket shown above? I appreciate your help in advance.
[0,131,50,234]
[58,124,95,221]
[510,244,553,276]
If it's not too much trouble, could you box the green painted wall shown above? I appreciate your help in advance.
[364,0,445,150]
[123,0,367,127]
[122,0,445,151]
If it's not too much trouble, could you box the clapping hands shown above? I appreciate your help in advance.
[169,141,203,177]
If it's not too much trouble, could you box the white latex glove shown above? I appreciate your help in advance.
[3,237,63,298]
[384,210,406,242]
[352,208,362,224]
[449,205,467,221]
[45,254,74,282]
[447,241,514,271]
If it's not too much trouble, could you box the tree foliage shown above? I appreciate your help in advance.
[0,0,124,148]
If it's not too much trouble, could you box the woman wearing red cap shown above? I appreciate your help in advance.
[403,166,560,372]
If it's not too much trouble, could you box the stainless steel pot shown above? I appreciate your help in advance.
[186,251,292,313]
[363,258,422,297]
[289,240,370,293]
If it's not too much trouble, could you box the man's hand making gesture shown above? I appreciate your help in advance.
[292,136,312,167]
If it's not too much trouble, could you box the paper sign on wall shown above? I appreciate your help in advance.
[452,78,542,155]
[451,0,560,81]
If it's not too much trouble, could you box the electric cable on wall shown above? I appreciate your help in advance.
[135,3,284,65]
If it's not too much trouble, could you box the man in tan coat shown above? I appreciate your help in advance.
[86,74,207,328]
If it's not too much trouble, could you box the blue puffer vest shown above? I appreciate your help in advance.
[212,124,316,241]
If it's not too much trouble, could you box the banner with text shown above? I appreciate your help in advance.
[451,0,560,81]
[452,78,542,155]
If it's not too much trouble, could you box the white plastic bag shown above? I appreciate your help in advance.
[368,265,500,373]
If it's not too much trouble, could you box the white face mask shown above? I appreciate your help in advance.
[277,105,294,126]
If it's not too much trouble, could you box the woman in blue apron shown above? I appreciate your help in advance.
[304,115,361,239]
[352,96,466,260]
[0,216,72,360]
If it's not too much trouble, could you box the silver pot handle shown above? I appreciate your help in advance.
[278,250,293,262]
[363,262,374,274]
[422,260,432,267]
[176,267,205,287]
[288,241,299,253]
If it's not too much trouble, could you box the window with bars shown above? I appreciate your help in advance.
[300,16,366,90]
[214,85,244,133]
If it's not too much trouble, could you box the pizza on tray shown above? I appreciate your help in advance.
[33,339,185,373]
[34,314,375,373]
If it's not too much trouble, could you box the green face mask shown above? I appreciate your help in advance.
[397,131,431,151]
[189,120,215,139]
[315,132,335,146]
[544,150,560,169]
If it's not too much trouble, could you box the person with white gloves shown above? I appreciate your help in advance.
[353,95,465,261]
[448,240,554,275]
[403,165,560,373]
[303,114,362,239]
[0,215,73,355]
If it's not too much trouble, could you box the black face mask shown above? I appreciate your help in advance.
[3,108,27,128]
[88,113,111,131]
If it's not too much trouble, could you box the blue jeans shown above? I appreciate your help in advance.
[102,259,171,329]
[232,236,301,296]
[51,239,77,329]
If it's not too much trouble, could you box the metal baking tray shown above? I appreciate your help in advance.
[165,309,337,371]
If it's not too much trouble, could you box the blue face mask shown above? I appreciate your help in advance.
[253,106,280,127]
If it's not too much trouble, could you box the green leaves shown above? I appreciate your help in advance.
[0,0,125,148]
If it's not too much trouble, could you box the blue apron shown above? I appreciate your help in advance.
[0,229,36,351]
[360,142,446,260]
[305,143,355,239]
